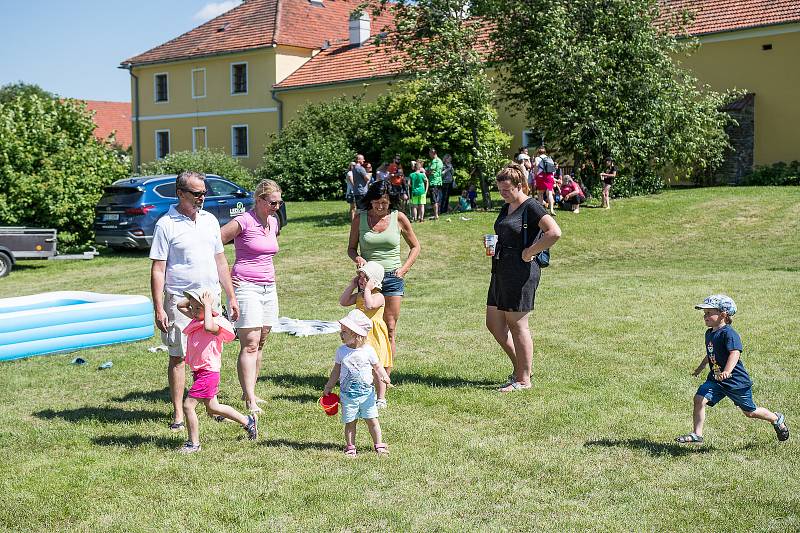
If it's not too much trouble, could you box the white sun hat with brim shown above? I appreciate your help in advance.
[339,309,372,337]
[358,261,385,290]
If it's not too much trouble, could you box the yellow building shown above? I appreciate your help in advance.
[124,0,800,177]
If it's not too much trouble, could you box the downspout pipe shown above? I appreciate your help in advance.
[120,64,141,172]
[271,89,284,132]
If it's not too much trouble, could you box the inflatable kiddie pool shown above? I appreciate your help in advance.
[0,291,154,361]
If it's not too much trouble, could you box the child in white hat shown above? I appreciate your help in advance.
[323,309,392,456]
[339,261,392,409]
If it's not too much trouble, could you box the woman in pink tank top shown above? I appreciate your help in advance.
[220,179,282,414]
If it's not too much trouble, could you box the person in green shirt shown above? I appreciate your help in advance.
[426,148,444,220]
[408,160,429,223]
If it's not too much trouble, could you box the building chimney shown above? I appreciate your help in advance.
[349,12,370,46]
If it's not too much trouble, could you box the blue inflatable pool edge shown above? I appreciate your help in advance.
[0,291,155,361]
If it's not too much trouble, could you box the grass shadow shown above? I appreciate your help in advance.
[272,393,319,404]
[261,438,341,452]
[287,211,351,228]
[393,372,500,389]
[35,406,165,424]
[92,434,178,449]
[261,373,328,390]
[6,262,49,273]
[585,438,712,457]
[112,387,171,403]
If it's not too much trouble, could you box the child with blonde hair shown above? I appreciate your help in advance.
[676,294,789,444]
[176,289,258,453]
[340,261,392,408]
[324,309,392,456]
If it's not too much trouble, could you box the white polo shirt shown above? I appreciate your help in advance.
[149,206,224,296]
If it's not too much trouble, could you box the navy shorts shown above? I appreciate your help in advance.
[381,269,405,297]
[697,380,757,412]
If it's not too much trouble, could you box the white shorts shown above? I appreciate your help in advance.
[162,291,220,358]
[234,281,279,329]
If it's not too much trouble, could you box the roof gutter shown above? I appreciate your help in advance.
[120,44,278,69]
[119,64,141,172]
[272,73,404,94]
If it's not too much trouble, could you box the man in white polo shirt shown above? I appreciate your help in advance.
[150,171,240,431]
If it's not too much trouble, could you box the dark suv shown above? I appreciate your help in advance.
[95,174,285,251]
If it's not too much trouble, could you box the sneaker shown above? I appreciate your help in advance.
[177,441,201,454]
[376,399,388,409]
[244,414,258,441]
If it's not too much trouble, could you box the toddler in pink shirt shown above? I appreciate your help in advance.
[176,289,258,453]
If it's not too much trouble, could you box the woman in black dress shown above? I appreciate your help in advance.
[486,164,561,392]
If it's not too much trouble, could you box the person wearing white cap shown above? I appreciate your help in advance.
[339,261,392,408]
[324,309,392,456]
[675,294,789,444]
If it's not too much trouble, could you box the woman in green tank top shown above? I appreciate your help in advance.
[348,180,420,372]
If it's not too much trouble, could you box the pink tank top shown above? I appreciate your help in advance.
[231,210,279,284]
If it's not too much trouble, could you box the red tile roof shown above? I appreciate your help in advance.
[659,0,800,37]
[123,0,394,66]
[277,1,800,90]
[274,41,405,89]
[83,101,132,148]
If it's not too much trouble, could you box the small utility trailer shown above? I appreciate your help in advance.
[0,227,58,277]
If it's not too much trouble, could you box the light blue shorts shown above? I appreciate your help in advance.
[340,385,378,423]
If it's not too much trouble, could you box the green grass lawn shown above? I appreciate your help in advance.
[1,187,798,531]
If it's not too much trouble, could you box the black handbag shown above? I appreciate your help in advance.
[522,200,550,268]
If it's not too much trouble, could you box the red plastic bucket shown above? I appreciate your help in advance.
[319,393,340,416]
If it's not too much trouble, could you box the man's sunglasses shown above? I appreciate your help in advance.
[179,188,208,198]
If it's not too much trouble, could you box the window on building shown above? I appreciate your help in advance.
[231,63,247,94]
[154,73,168,102]
[192,127,207,151]
[231,125,248,157]
[522,129,542,149]
[155,130,170,159]
[192,68,206,98]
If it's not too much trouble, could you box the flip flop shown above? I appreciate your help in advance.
[344,444,357,457]
[168,421,185,431]
[374,443,389,456]
[773,413,789,441]
[499,381,532,393]
[675,432,704,444]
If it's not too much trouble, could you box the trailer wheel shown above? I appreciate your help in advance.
[0,252,11,277]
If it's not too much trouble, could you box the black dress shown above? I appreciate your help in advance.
[487,198,546,312]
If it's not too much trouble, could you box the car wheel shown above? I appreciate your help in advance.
[0,252,12,277]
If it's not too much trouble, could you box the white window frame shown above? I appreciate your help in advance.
[231,124,249,157]
[230,62,248,95]
[192,127,207,152]
[155,129,170,160]
[191,68,206,99]
[153,73,169,103]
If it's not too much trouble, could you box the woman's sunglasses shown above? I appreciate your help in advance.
[260,197,283,207]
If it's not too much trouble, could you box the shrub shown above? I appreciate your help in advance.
[741,161,800,186]
[0,95,128,251]
[139,148,255,190]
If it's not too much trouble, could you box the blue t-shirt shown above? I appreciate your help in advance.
[705,325,751,389]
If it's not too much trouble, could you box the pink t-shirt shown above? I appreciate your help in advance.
[231,210,279,284]
[183,316,236,372]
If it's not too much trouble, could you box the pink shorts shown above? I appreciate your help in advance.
[535,173,555,192]
[189,369,220,399]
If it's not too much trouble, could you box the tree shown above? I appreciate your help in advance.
[370,0,505,208]
[0,82,56,105]
[480,0,737,192]
[140,148,255,190]
[0,95,129,250]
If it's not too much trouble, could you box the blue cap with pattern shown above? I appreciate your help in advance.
[695,294,737,316]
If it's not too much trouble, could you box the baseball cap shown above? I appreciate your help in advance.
[695,294,737,316]
[339,309,372,337]
[358,261,384,290]
[516,153,531,161]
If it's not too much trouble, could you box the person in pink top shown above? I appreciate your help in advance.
[220,179,283,415]
[177,289,258,454]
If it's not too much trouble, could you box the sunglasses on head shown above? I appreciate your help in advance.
[180,188,208,198]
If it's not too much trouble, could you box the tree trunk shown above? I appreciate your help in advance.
[473,124,492,210]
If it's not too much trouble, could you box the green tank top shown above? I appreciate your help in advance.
[359,210,402,272]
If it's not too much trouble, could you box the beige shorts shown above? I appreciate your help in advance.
[161,291,220,358]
